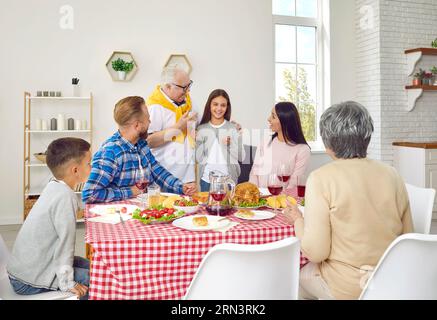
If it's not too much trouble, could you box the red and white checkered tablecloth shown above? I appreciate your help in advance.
[85,189,308,300]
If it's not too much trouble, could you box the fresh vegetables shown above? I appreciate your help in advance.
[174,198,199,207]
[232,198,267,208]
[132,207,185,225]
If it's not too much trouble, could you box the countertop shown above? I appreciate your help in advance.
[392,141,437,149]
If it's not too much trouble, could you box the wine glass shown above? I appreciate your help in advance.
[267,173,283,214]
[135,168,150,207]
[277,163,291,192]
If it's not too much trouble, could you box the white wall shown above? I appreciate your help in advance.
[355,0,437,163]
[329,0,357,105]
[0,0,354,224]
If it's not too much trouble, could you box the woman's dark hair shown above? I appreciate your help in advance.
[271,102,309,147]
[199,89,232,125]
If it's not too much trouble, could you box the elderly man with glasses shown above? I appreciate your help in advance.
[146,66,198,193]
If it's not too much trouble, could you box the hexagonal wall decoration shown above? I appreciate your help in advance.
[105,51,138,82]
[164,54,192,75]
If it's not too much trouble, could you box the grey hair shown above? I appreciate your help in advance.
[161,65,186,87]
[319,101,374,159]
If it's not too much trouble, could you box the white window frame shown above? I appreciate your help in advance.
[273,0,326,151]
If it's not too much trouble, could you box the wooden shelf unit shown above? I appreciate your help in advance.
[404,48,437,111]
[23,91,93,221]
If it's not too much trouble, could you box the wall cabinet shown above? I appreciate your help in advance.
[393,142,437,220]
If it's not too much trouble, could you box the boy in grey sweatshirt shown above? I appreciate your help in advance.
[7,138,92,299]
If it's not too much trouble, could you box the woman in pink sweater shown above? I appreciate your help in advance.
[249,102,311,190]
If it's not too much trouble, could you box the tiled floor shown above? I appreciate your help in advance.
[0,223,86,258]
[1,221,437,259]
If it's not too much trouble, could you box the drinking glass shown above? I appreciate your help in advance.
[297,174,307,199]
[268,173,283,214]
[277,163,291,191]
[148,183,161,209]
[135,168,150,208]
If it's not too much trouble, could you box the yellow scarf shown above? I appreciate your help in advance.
[146,85,194,147]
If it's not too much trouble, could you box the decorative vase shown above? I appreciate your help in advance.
[57,114,65,131]
[72,84,80,97]
[118,71,126,80]
[74,119,81,130]
[412,78,422,86]
[50,118,57,131]
[68,118,74,130]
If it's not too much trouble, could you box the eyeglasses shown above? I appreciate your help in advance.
[172,80,193,92]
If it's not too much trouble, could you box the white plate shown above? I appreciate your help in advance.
[172,215,230,231]
[89,204,139,216]
[234,210,276,221]
[258,188,270,197]
[265,205,305,215]
[135,192,181,201]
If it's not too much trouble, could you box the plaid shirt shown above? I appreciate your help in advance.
[82,131,184,203]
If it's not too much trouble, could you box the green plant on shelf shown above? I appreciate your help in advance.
[414,68,426,80]
[432,38,437,48]
[111,58,135,73]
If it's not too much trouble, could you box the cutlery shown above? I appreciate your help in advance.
[116,209,127,228]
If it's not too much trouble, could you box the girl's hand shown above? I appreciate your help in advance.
[222,136,231,145]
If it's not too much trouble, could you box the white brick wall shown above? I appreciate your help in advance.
[356,0,437,164]
[355,0,382,160]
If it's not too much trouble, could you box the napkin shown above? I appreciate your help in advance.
[87,214,132,225]
[214,220,239,234]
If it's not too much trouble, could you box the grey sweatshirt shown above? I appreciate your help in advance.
[7,180,78,291]
[195,120,245,184]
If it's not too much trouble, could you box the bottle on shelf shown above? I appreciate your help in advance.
[50,118,57,131]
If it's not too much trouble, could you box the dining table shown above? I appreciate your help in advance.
[84,189,309,300]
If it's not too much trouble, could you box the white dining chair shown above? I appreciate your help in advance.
[405,183,436,234]
[184,237,301,300]
[359,233,437,300]
[0,234,76,300]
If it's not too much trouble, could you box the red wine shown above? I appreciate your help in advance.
[297,185,306,197]
[278,175,291,183]
[268,185,283,196]
[206,206,235,216]
[135,181,148,191]
[211,192,226,201]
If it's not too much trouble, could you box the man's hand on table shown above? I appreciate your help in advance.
[183,182,197,196]
[130,185,142,197]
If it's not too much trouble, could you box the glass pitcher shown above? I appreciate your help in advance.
[206,170,236,216]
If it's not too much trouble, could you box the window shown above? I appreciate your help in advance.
[273,0,323,144]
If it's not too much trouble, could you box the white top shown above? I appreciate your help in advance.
[147,90,199,183]
[201,121,229,182]
[249,137,311,189]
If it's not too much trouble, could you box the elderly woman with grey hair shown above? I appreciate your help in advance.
[284,101,413,300]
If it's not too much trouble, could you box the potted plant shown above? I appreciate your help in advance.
[431,66,437,86]
[112,58,135,80]
[423,72,433,86]
[432,38,437,48]
[413,68,425,86]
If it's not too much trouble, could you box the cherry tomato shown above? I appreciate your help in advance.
[121,207,127,214]
[167,208,175,214]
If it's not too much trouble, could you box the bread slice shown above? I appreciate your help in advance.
[237,209,255,218]
[192,216,208,227]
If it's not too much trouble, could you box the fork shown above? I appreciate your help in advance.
[116,210,127,228]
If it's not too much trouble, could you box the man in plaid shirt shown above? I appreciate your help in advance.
[82,96,197,203]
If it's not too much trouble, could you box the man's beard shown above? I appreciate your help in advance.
[139,129,148,141]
